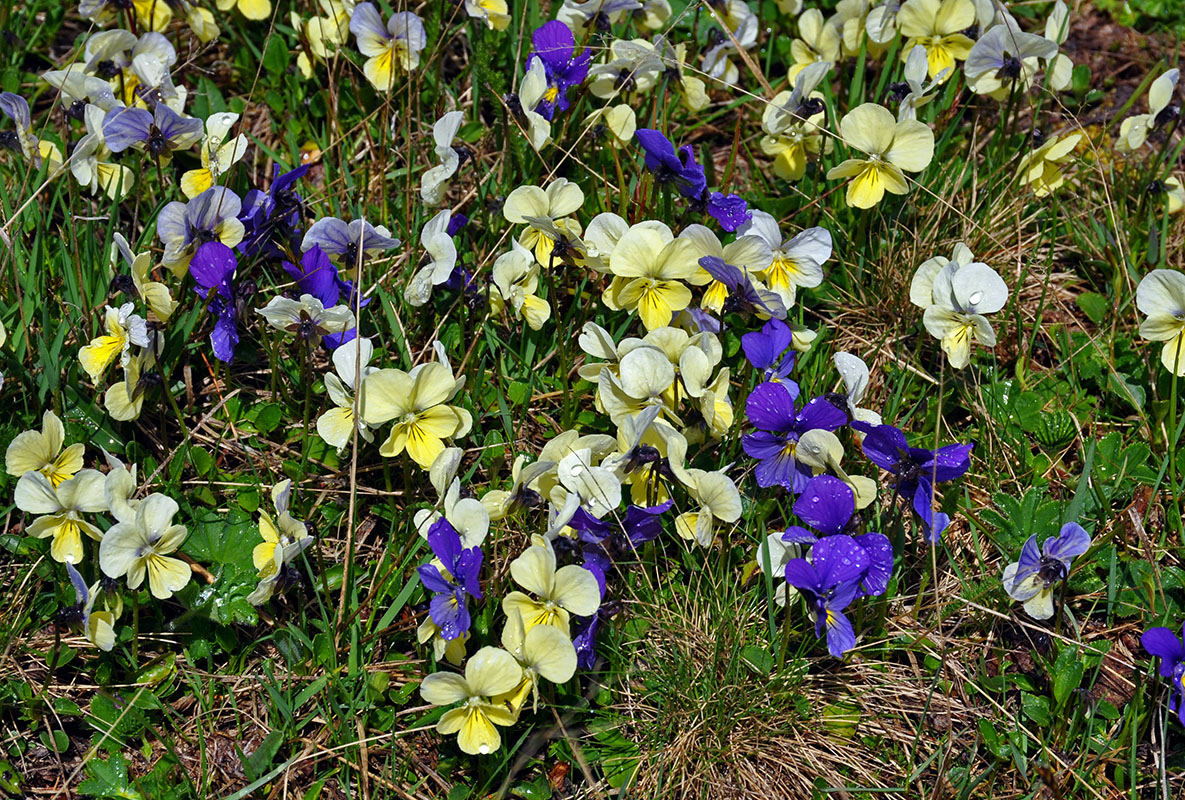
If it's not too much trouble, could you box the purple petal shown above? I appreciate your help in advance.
[1011,534,1042,588]
[706,191,752,232]
[794,476,855,536]
[745,381,799,432]
[1142,627,1185,676]
[1044,522,1091,563]
[455,546,484,598]
[418,563,453,594]
[190,242,238,295]
[853,533,893,597]
[427,518,462,570]
[781,526,818,544]
[302,217,350,256]
[824,608,857,657]
[285,245,341,306]
[429,591,469,641]
[699,255,741,289]
[926,442,974,482]
[532,21,575,69]
[783,558,819,591]
[810,534,870,588]
[102,107,152,152]
[794,396,848,433]
[858,424,908,473]
[210,301,239,363]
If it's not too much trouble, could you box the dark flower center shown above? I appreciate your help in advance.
[1038,556,1068,586]
[999,55,1023,81]
[146,125,168,157]
[96,60,120,79]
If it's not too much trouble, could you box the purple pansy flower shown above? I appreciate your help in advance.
[190,242,242,363]
[239,164,309,260]
[699,255,786,319]
[102,103,203,159]
[742,318,798,384]
[706,191,752,232]
[417,518,483,642]
[301,216,401,266]
[1002,523,1091,619]
[572,609,604,670]
[782,475,855,544]
[1143,624,1185,726]
[635,128,707,200]
[783,534,869,657]
[527,21,591,119]
[851,422,973,544]
[743,382,848,491]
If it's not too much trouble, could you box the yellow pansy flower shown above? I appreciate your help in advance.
[5,410,85,487]
[1016,132,1081,197]
[79,303,148,383]
[897,0,975,81]
[502,179,585,266]
[349,3,426,91]
[99,492,191,600]
[216,0,271,21]
[826,103,935,209]
[1136,269,1185,376]
[502,543,601,643]
[180,112,248,199]
[420,646,522,755]
[15,470,107,564]
[603,221,704,330]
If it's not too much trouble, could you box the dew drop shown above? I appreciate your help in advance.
[479,744,490,754]
[968,290,983,306]
[570,465,584,476]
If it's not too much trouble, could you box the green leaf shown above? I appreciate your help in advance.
[1021,693,1050,726]
[1075,292,1108,325]
[240,730,285,783]
[262,35,290,76]
[1052,646,1085,707]
[182,507,258,577]
[78,754,142,799]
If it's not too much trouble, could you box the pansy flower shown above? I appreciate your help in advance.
[101,104,203,164]
[256,293,355,348]
[965,24,1057,100]
[1002,522,1091,620]
[418,518,484,642]
[1117,69,1180,153]
[897,0,975,81]
[349,2,426,90]
[1142,625,1185,726]
[743,382,847,491]
[6,411,85,488]
[0,92,41,164]
[157,187,246,276]
[64,562,116,651]
[15,469,107,564]
[419,646,522,755]
[602,221,703,331]
[921,261,1009,369]
[302,216,400,267]
[827,103,935,209]
[737,211,831,309]
[216,0,271,21]
[742,318,799,385]
[503,542,601,644]
[79,303,149,383]
[526,21,591,119]
[99,492,190,599]
[1136,269,1185,376]
[852,421,972,543]
[1017,131,1082,197]
[180,112,249,199]
[495,622,578,714]
[635,128,707,200]
[557,0,643,37]
[240,164,309,259]
[784,534,869,657]
[189,242,243,363]
[465,0,511,30]
[421,111,464,206]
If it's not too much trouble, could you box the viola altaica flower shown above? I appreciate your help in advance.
[190,242,243,363]
[249,480,314,605]
[104,349,153,422]
[897,0,975,81]
[557,0,643,37]
[737,210,831,309]
[465,0,511,31]
[1136,269,1185,376]
[526,21,591,120]
[587,39,662,101]
[358,349,473,468]
[180,112,249,199]
[787,9,840,82]
[503,178,585,266]
[419,518,484,642]
[349,3,426,90]
[512,57,553,151]
[1117,69,1180,153]
[491,241,552,331]
[71,104,136,201]
[1001,522,1091,620]
[743,382,847,491]
[680,223,777,317]
[15,470,107,564]
[317,337,380,452]
[920,261,1009,369]
[216,0,271,21]
[502,542,602,643]
[5,410,85,488]
[79,303,149,383]
[761,62,832,182]
[852,421,973,543]
[673,468,742,546]
[584,105,638,149]
[496,622,577,715]
[157,187,246,275]
[112,232,175,322]
[64,562,116,652]
[965,24,1057,100]
[1142,624,1185,727]
[0,92,46,165]
[702,5,758,86]
[1017,131,1082,197]
[302,216,401,267]
[257,293,355,347]
[102,103,203,164]
[897,45,950,120]
[783,534,870,657]
[635,128,707,201]
[833,352,882,426]
[99,493,191,600]
[827,103,935,209]
[603,221,703,331]
[419,646,522,755]
[421,111,464,206]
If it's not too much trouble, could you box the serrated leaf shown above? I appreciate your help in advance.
[78,754,142,799]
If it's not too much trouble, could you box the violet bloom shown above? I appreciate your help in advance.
[301,217,400,266]
[742,318,798,384]
[240,164,309,260]
[699,256,786,319]
[743,382,847,491]
[190,242,243,362]
[527,21,591,119]
[782,476,894,599]
[1002,523,1091,620]
[102,104,203,161]
[157,186,245,272]
[1143,624,1185,726]
[784,534,869,657]
[635,128,707,200]
[417,518,483,642]
[852,422,973,544]
[568,501,670,576]
[571,609,604,670]
[0,92,38,162]
[705,191,752,232]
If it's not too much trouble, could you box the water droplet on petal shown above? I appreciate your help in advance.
[968,290,983,306]
[479,744,490,754]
